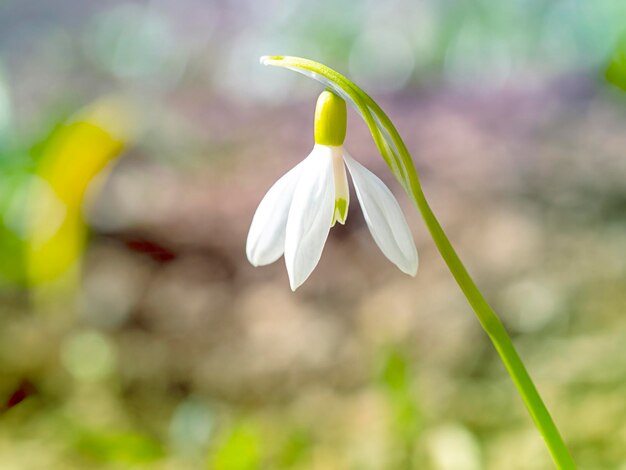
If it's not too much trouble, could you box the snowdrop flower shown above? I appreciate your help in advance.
[246,90,417,290]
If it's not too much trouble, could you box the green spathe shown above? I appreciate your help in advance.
[314,90,346,146]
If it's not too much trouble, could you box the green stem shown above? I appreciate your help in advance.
[411,181,576,470]
[261,55,576,469]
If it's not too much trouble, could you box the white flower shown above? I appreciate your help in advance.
[246,91,417,290]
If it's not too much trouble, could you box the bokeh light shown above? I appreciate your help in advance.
[61,330,116,382]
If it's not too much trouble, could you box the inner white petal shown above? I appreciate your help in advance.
[331,146,350,226]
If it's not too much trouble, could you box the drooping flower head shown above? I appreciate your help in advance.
[247,89,417,290]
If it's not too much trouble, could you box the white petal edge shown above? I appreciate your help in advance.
[343,152,418,276]
[246,160,305,266]
[284,145,335,290]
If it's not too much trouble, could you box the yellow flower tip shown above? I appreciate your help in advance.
[314,90,347,147]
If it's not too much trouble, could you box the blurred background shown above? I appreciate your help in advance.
[1,0,626,468]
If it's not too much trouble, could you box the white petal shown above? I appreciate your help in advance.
[246,161,304,266]
[344,152,418,275]
[285,145,335,290]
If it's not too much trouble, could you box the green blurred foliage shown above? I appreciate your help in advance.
[379,347,423,468]
[606,35,626,91]
[211,422,262,470]
[74,430,164,465]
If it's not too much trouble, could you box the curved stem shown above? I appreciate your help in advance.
[411,180,576,469]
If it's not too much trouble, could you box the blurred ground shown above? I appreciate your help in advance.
[1,1,626,469]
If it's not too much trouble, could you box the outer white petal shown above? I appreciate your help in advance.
[343,152,418,276]
[285,145,335,290]
[246,161,304,266]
